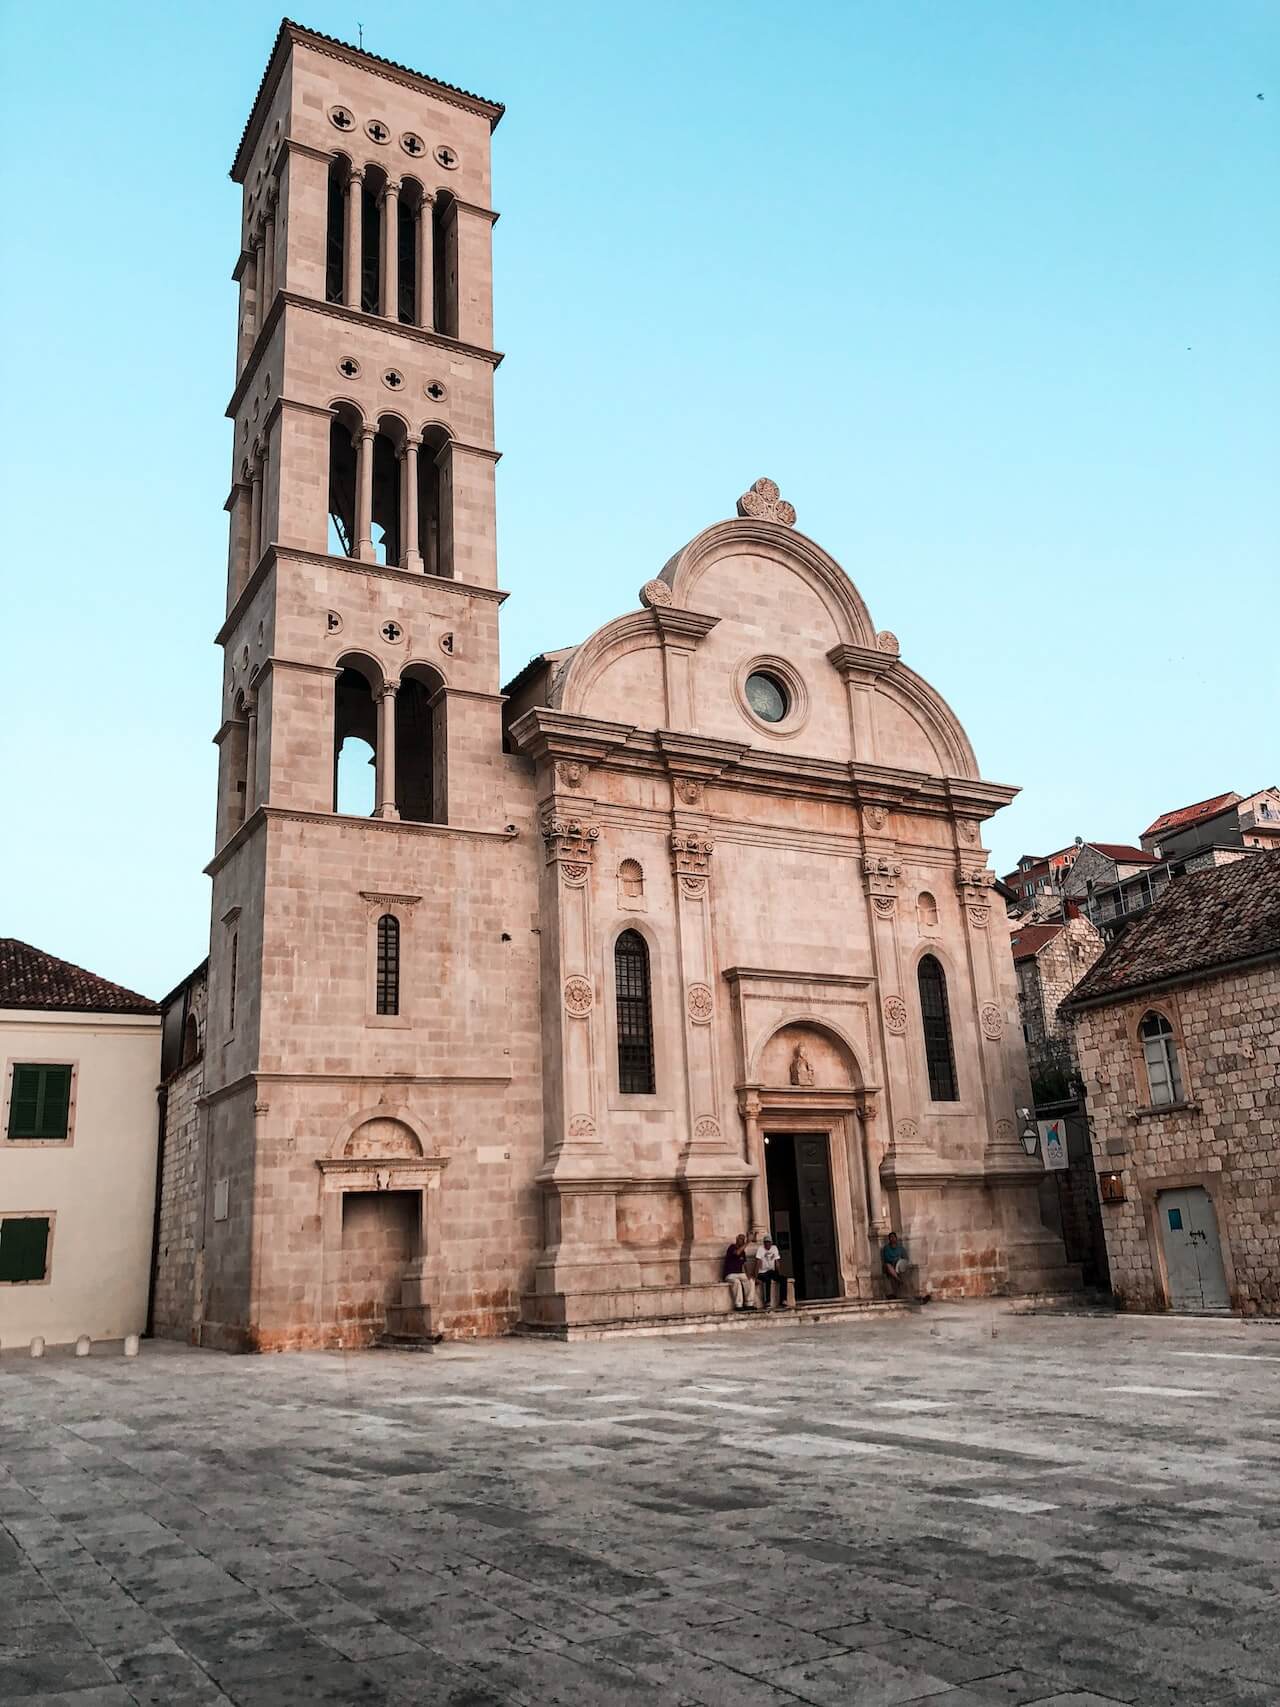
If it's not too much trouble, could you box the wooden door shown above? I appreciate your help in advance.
[794,1135,839,1301]
[1159,1187,1229,1311]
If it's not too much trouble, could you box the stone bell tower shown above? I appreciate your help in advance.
[196,22,537,1350]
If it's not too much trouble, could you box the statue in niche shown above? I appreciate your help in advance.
[789,1043,816,1086]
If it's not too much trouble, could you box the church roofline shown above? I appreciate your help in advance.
[232,18,505,182]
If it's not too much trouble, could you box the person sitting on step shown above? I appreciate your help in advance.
[721,1233,757,1311]
[755,1234,789,1309]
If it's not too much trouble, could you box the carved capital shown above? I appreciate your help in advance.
[541,811,600,866]
[671,832,714,881]
[863,854,902,899]
[956,867,994,897]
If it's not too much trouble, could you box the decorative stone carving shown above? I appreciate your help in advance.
[687,983,714,1024]
[556,761,585,790]
[542,813,600,866]
[967,904,991,929]
[863,854,903,900]
[567,1115,596,1139]
[956,867,994,898]
[736,477,796,527]
[884,995,908,1035]
[675,777,703,806]
[958,820,979,846]
[560,862,589,886]
[876,630,900,655]
[640,578,673,609]
[872,896,896,919]
[995,1118,1014,1145]
[980,1003,1004,1040]
[679,875,707,900]
[789,1043,815,1086]
[856,1092,878,1122]
[671,832,715,880]
[563,977,594,1017]
[863,804,888,831]
[693,1116,721,1140]
[895,1118,919,1145]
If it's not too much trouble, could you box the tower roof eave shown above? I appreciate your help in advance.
[231,17,506,182]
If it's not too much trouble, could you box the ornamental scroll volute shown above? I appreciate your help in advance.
[671,831,715,901]
[956,866,995,928]
[542,812,600,887]
[863,853,903,918]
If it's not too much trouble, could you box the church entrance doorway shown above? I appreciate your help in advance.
[764,1133,839,1302]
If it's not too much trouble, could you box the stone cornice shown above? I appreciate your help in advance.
[827,643,901,683]
[259,393,501,468]
[507,708,636,767]
[723,968,874,989]
[227,289,503,419]
[655,730,750,780]
[215,544,507,647]
[205,804,519,879]
[201,1068,510,1108]
[649,607,720,643]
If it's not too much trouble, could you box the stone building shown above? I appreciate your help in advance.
[1063,852,1280,1316]
[155,21,1075,1350]
[1141,787,1280,860]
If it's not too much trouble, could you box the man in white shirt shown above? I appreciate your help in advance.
[755,1234,789,1309]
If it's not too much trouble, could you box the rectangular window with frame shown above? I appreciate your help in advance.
[0,1215,51,1283]
[7,1064,73,1140]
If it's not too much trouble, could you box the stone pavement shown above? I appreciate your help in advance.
[1,1306,1277,1707]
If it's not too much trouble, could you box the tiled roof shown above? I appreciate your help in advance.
[0,939,158,1016]
[233,18,505,178]
[1009,924,1063,961]
[1087,843,1159,864]
[1064,852,1280,1007]
[1142,792,1240,840]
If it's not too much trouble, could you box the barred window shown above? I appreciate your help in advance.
[376,914,401,1016]
[917,955,958,1101]
[615,929,655,1094]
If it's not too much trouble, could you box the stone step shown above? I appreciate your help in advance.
[513,1298,919,1343]
[375,1331,440,1351]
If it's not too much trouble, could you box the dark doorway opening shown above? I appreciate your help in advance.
[764,1132,840,1302]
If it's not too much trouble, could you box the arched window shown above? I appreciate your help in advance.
[1140,1012,1183,1106]
[432,190,459,337]
[376,914,400,1016]
[396,664,447,824]
[417,426,452,578]
[916,891,938,929]
[180,1012,200,1067]
[333,661,379,815]
[325,156,348,303]
[917,955,958,1101]
[615,929,655,1094]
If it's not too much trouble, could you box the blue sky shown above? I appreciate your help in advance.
[2,1,1275,999]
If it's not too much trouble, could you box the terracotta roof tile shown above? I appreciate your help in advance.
[0,939,158,1016]
[1142,792,1240,840]
[1009,924,1063,961]
[1065,852,1280,1007]
[1088,843,1159,864]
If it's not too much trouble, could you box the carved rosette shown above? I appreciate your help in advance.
[980,1003,1004,1041]
[542,812,600,874]
[687,982,714,1024]
[736,476,796,526]
[876,630,900,655]
[640,578,673,609]
[883,995,909,1035]
[693,1116,721,1140]
[895,1118,919,1146]
[563,977,594,1017]
[671,832,714,882]
[567,1114,596,1139]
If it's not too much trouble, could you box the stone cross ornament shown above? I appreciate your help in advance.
[736,477,796,527]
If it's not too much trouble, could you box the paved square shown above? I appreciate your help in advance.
[1,1307,1277,1705]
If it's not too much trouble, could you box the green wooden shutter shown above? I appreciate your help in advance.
[37,1066,72,1139]
[8,1066,41,1136]
[0,1217,50,1282]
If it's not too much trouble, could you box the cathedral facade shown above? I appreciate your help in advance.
[155,21,1075,1350]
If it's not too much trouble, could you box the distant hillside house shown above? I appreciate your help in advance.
[0,940,160,1346]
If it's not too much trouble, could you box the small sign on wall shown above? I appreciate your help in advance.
[213,1178,230,1221]
[1037,1119,1069,1171]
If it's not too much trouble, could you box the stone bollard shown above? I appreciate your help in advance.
[123,1334,140,1358]
[30,1337,45,1358]
[75,1335,91,1357]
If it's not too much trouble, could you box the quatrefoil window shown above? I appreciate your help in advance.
[329,106,355,132]
[337,356,361,380]
[382,369,404,390]
[381,621,403,644]
[434,144,459,170]
[425,381,447,402]
[365,119,390,145]
[401,132,425,157]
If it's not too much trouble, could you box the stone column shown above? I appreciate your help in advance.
[400,437,422,571]
[249,236,263,335]
[740,1090,768,1231]
[956,865,1023,1167]
[261,188,277,309]
[416,194,434,329]
[861,846,924,1213]
[380,179,400,319]
[243,696,258,816]
[248,456,264,568]
[374,683,399,819]
[354,425,377,563]
[344,166,364,309]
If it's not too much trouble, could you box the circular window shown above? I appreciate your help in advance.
[745,671,789,724]
[401,131,425,158]
[434,143,459,170]
[365,118,390,145]
[329,106,355,132]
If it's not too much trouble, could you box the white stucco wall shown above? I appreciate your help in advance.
[1,1009,161,1345]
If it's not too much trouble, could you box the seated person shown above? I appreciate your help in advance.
[755,1234,789,1308]
[881,1230,910,1293]
[721,1233,756,1310]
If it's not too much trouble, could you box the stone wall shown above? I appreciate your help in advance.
[1073,959,1280,1314]
[151,1054,205,1341]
